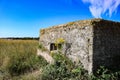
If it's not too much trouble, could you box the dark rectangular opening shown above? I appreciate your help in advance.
[50,43,57,51]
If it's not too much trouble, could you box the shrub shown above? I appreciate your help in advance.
[55,38,65,45]
[40,52,120,80]
[55,38,65,50]
[8,53,47,76]
[90,66,120,80]
[40,53,89,80]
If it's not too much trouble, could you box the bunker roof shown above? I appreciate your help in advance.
[40,18,120,35]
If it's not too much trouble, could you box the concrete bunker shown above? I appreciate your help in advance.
[39,18,120,74]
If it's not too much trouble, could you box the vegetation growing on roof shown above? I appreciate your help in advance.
[67,22,75,26]
[40,29,45,35]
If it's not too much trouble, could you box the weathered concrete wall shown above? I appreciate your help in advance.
[39,18,120,74]
[40,19,94,73]
[93,20,120,73]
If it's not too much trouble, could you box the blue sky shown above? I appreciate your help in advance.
[0,0,120,37]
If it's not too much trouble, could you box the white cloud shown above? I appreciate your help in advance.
[82,0,120,18]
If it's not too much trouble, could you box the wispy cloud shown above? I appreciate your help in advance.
[82,0,120,18]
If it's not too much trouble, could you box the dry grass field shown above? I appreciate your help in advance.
[0,39,47,80]
[0,39,38,68]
